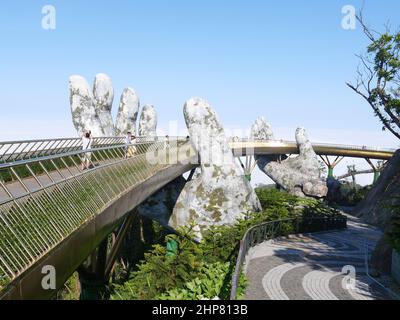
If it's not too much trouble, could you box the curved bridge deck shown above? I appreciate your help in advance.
[0,136,396,299]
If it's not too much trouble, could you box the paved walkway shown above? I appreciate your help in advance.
[244,215,392,300]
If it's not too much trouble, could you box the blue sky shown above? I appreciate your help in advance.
[0,0,400,152]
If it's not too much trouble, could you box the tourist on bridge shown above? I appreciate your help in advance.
[81,131,93,170]
[125,132,137,158]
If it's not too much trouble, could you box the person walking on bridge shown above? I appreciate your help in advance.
[81,131,93,170]
[125,131,132,158]
[125,132,137,158]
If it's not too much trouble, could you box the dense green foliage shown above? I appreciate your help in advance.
[329,183,371,207]
[157,262,247,300]
[56,272,80,300]
[111,229,203,300]
[341,185,370,206]
[110,188,342,300]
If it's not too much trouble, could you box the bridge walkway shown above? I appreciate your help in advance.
[244,215,392,300]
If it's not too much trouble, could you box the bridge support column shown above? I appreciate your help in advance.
[186,168,197,182]
[77,211,138,300]
[366,159,385,185]
[78,238,109,300]
[328,167,334,178]
[373,171,380,184]
[347,165,357,190]
[320,156,344,179]
[238,156,258,182]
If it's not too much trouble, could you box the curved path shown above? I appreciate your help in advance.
[244,215,391,300]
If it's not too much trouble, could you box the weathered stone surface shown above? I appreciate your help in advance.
[70,74,146,138]
[138,105,157,137]
[115,87,140,136]
[251,117,275,140]
[137,176,187,227]
[267,128,327,198]
[93,73,114,136]
[392,250,400,285]
[250,117,282,167]
[170,98,261,235]
[252,118,327,198]
[69,75,104,137]
[354,150,400,275]
[355,149,400,229]
[371,237,393,274]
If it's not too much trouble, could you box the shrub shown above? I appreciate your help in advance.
[111,188,343,300]
[157,262,247,300]
[111,227,203,300]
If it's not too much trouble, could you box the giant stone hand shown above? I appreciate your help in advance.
[252,118,328,198]
[69,74,144,137]
[170,98,261,236]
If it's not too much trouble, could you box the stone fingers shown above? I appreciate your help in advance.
[69,75,105,137]
[115,87,140,136]
[138,105,157,137]
[93,73,115,136]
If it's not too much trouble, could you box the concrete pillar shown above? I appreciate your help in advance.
[373,171,380,184]
[78,239,109,300]
[78,273,108,300]
[328,167,334,178]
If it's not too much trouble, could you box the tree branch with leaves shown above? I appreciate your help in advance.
[347,12,400,140]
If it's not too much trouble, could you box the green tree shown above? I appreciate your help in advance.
[347,13,400,140]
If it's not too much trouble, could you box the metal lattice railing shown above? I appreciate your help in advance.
[0,137,126,164]
[230,216,348,300]
[0,136,181,165]
[0,136,395,167]
[0,137,191,291]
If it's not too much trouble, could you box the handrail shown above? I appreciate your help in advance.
[0,137,187,170]
[0,136,396,166]
[229,215,347,300]
[0,139,191,291]
[0,138,190,204]
[0,136,186,165]
[0,137,123,164]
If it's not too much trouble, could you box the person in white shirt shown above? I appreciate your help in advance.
[125,131,132,146]
[125,132,132,158]
[81,131,93,170]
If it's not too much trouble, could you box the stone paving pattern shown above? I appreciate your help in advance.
[245,215,392,300]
